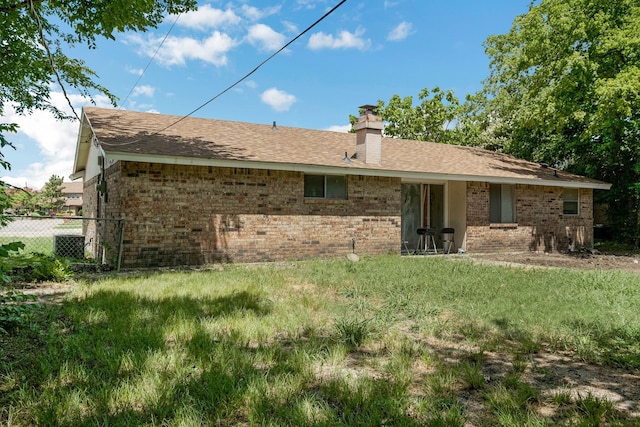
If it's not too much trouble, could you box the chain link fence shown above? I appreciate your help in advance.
[0,216,125,270]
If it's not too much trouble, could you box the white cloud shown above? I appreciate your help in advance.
[261,88,296,112]
[282,20,299,34]
[246,24,286,52]
[325,124,351,133]
[1,92,112,189]
[132,85,156,97]
[127,32,237,67]
[307,27,371,51]
[295,0,321,10]
[126,66,144,76]
[388,21,412,41]
[241,4,281,21]
[178,5,240,31]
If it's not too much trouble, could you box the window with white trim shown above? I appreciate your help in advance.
[304,174,347,199]
[563,188,579,215]
[490,184,516,223]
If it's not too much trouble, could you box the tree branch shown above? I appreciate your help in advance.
[0,0,43,14]
[29,0,80,121]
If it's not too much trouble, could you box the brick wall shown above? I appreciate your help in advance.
[466,181,594,253]
[83,163,125,265]
[113,162,401,267]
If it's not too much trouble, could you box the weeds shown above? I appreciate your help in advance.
[333,317,373,347]
[2,255,639,425]
[0,290,40,334]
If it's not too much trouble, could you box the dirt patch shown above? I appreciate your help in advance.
[3,281,73,304]
[467,251,640,273]
[434,250,640,420]
[426,337,640,421]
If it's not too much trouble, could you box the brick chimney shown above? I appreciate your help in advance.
[354,105,383,165]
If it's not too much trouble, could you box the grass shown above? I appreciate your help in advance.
[1,255,639,425]
[0,236,53,255]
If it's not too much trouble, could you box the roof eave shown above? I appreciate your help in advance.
[103,151,611,190]
[72,109,94,176]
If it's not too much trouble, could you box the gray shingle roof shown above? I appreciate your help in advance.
[80,107,609,189]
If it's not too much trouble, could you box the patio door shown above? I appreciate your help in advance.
[426,184,444,240]
[401,183,444,252]
[401,184,421,252]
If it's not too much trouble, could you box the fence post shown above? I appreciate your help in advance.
[116,218,125,271]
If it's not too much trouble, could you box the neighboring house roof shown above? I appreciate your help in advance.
[73,107,610,190]
[61,182,83,207]
[61,181,83,194]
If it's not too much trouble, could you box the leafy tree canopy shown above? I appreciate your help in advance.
[479,0,640,242]
[351,87,462,144]
[371,0,640,243]
[0,0,197,170]
[38,174,63,212]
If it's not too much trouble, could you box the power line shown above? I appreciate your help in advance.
[119,13,183,109]
[151,0,348,136]
[29,0,80,121]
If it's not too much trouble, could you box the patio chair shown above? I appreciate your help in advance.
[416,228,437,254]
[440,228,455,254]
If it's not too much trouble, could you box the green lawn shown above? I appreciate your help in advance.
[2,255,639,426]
[0,236,53,255]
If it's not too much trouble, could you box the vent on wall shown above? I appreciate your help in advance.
[97,155,104,167]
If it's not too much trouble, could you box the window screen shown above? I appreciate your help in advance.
[490,184,515,223]
[304,174,347,199]
[563,188,579,215]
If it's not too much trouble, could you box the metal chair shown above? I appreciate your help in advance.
[416,228,437,254]
[440,228,455,254]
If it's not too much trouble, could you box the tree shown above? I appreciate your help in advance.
[0,0,197,177]
[473,0,640,244]
[11,188,36,214]
[37,174,64,213]
[351,87,463,144]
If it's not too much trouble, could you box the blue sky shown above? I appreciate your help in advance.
[1,0,531,190]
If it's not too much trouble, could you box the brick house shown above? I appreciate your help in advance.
[61,181,83,215]
[71,106,609,268]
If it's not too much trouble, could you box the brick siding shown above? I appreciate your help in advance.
[84,163,595,266]
[100,162,401,267]
[465,181,593,253]
[82,163,125,264]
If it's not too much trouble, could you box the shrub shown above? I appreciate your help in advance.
[0,290,40,334]
[4,253,73,283]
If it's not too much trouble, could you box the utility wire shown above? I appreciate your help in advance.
[29,0,80,121]
[119,13,183,109]
[151,0,348,136]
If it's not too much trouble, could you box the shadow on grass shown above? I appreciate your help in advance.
[8,288,423,426]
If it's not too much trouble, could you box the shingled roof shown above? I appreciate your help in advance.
[73,107,610,189]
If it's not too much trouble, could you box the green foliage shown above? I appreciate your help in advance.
[0,242,25,283]
[476,0,640,243]
[37,175,64,213]
[3,253,73,283]
[334,317,372,347]
[0,290,40,335]
[576,393,616,425]
[7,186,37,214]
[353,87,462,143]
[0,241,40,335]
[370,1,640,245]
[0,0,198,194]
[0,242,25,260]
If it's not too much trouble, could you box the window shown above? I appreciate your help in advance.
[304,174,347,199]
[563,188,579,215]
[490,184,515,223]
